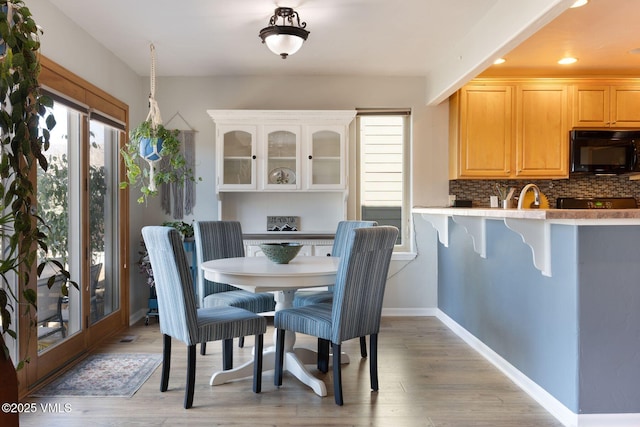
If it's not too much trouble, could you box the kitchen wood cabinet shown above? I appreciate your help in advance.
[449,81,569,179]
[573,84,640,128]
[515,85,569,177]
[449,85,514,178]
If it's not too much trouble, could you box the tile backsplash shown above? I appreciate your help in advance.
[449,175,640,208]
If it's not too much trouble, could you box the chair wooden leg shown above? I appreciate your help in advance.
[239,336,245,348]
[185,344,196,409]
[200,341,206,355]
[370,333,379,391]
[222,338,233,370]
[332,342,343,405]
[253,334,264,393]
[317,338,329,373]
[161,334,171,392]
[274,329,285,386]
[359,336,367,358]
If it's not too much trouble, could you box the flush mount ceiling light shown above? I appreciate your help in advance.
[493,58,506,65]
[259,7,310,59]
[570,0,588,8]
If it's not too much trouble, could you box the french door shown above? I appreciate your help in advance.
[19,57,129,391]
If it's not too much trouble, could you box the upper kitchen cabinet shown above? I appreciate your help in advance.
[450,79,570,179]
[573,82,640,128]
[515,84,569,178]
[449,85,514,178]
[208,110,356,192]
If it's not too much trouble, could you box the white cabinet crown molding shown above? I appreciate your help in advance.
[207,109,356,125]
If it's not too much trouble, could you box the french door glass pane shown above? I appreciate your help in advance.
[37,103,81,352]
[89,119,119,324]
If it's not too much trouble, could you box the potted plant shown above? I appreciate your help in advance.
[161,220,194,241]
[0,1,73,423]
[120,120,195,204]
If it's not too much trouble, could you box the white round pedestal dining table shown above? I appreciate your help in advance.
[200,255,341,397]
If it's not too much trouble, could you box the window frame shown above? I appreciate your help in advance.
[355,109,412,254]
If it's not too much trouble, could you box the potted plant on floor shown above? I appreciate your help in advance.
[0,1,73,425]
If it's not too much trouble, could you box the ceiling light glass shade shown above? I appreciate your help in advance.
[260,28,308,58]
[259,7,310,59]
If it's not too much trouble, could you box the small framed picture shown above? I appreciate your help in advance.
[267,216,299,232]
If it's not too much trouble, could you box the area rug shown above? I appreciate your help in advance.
[31,353,162,398]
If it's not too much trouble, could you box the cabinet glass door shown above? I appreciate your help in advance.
[220,127,255,188]
[309,127,343,188]
[265,126,299,189]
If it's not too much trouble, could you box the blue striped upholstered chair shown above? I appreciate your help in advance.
[141,226,266,409]
[194,221,276,355]
[293,220,376,357]
[274,226,398,405]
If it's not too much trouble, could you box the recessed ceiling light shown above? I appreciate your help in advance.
[558,57,578,65]
[570,0,588,8]
[493,58,506,65]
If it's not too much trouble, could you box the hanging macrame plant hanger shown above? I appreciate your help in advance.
[140,43,163,192]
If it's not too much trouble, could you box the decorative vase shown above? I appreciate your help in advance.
[139,137,164,162]
[139,137,164,192]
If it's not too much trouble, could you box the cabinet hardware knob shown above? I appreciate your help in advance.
[252,155,256,159]
[308,155,312,160]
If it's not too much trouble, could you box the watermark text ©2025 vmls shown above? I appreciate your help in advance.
[2,402,72,414]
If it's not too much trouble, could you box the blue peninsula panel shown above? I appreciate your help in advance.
[438,218,640,414]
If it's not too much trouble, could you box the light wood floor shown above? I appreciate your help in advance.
[21,316,563,427]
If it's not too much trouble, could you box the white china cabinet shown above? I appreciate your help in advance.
[207,110,356,241]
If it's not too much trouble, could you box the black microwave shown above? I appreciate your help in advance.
[570,129,640,175]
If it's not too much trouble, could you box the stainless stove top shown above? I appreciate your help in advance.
[556,197,638,209]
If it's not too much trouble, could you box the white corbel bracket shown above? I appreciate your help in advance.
[452,216,486,258]
[503,218,551,277]
[419,213,449,247]
[419,214,486,258]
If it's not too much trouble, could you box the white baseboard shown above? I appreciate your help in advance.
[435,309,640,427]
[381,307,436,317]
[130,308,148,326]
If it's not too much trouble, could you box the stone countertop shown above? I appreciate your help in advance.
[413,206,640,277]
[412,207,640,224]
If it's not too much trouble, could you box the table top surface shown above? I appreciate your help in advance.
[201,256,339,291]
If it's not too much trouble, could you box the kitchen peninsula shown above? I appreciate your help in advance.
[414,207,640,424]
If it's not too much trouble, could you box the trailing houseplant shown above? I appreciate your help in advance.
[0,2,74,418]
[120,119,195,204]
[119,44,196,205]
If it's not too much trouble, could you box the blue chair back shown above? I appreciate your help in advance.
[331,226,398,344]
[331,220,377,257]
[194,221,245,306]
[142,226,199,345]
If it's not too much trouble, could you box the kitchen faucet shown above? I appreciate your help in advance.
[517,183,541,209]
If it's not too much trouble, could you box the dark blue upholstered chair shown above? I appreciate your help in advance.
[142,226,266,409]
[293,220,376,357]
[274,226,398,405]
[194,221,275,354]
